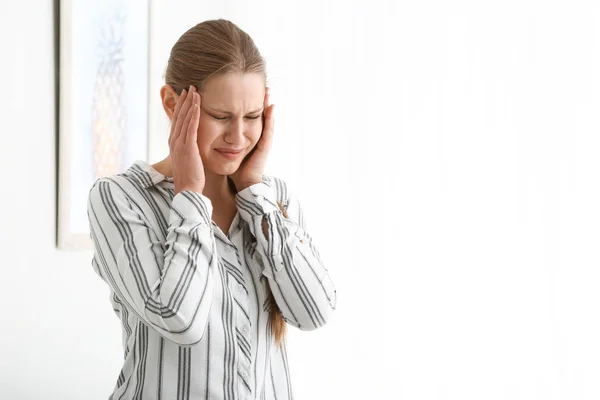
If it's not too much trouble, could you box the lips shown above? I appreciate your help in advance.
[215,148,244,160]
[215,148,244,154]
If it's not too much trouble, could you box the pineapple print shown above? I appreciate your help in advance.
[91,11,127,179]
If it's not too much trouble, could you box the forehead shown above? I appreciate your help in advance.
[201,72,265,110]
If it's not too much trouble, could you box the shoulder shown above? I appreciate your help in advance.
[89,161,158,196]
[87,169,147,208]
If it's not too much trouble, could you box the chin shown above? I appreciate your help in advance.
[205,161,242,176]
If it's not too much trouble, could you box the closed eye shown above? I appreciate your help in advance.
[209,114,229,120]
[208,113,261,120]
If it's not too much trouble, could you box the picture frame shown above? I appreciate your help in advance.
[57,0,150,250]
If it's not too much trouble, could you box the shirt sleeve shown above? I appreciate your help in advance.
[87,179,217,346]
[235,178,337,330]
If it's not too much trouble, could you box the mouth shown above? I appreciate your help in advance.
[215,148,244,160]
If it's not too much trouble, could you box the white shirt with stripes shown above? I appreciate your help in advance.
[87,160,337,400]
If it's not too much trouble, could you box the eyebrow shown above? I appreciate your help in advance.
[204,106,264,115]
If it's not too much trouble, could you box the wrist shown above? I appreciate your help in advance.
[175,185,204,195]
[236,181,261,191]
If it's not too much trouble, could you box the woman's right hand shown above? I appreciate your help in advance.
[169,85,205,195]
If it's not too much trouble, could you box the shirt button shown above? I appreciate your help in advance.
[240,371,248,379]
[256,195,264,203]
[225,246,233,252]
[236,283,244,292]
[241,325,249,334]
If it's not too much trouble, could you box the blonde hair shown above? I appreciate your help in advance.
[164,19,287,346]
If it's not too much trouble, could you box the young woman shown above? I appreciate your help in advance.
[87,19,337,400]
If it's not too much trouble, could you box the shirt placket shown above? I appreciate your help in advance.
[220,225,254,399]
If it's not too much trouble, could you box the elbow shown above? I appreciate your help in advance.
[157,313,211,347]
[144,299,213,347]
[294,316,331,332]
[152,276,215,346]
[290,293,337,332]
[167,323,209,347]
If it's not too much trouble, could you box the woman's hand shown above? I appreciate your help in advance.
[230,88,275,191]
[169,85,205,195]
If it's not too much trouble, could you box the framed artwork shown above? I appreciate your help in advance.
[57,0,150,249]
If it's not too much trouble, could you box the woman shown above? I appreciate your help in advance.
[87,19,337,400]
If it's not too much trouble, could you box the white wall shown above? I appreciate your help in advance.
[3,0,600,399]
[0,2,123,399]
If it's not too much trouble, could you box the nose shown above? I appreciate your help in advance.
[224,118,245,144]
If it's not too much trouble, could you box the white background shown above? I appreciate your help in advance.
[2,0,600,399]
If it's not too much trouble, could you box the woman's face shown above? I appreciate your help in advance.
[196,72,265,176]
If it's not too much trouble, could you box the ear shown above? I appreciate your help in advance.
[160,84,179,121]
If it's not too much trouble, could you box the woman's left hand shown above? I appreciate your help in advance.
[230,88,275,192]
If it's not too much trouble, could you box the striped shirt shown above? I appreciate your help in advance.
[87,160,337,400]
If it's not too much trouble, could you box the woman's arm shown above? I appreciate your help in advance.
[235,177,337,330]
[87,178,217,346]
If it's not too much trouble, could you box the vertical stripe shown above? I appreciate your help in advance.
[177,347,183,400]
[185,348,192,400]
[219,262,236,400]
[133,323,148,400]
[204,325,211,400]
[157,337,164,400]
[177,347,191,400]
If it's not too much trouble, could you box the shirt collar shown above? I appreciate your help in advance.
[126,160,174,189]
[126,160,248,234]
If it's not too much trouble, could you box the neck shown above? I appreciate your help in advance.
[152,156,235,202]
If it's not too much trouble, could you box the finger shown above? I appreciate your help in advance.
[169,89,187,147]
[173,86,195,143]
[178,92,198,146]
[255,104,275,154]
[173,86,195,144]
[264,87,270,111]
[261,87,271,125]
[186,92,201,146]
[260,104,275,150]
[173,87,187,117]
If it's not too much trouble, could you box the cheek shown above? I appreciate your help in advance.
[248,123,263,144]
[196,119,221,148]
